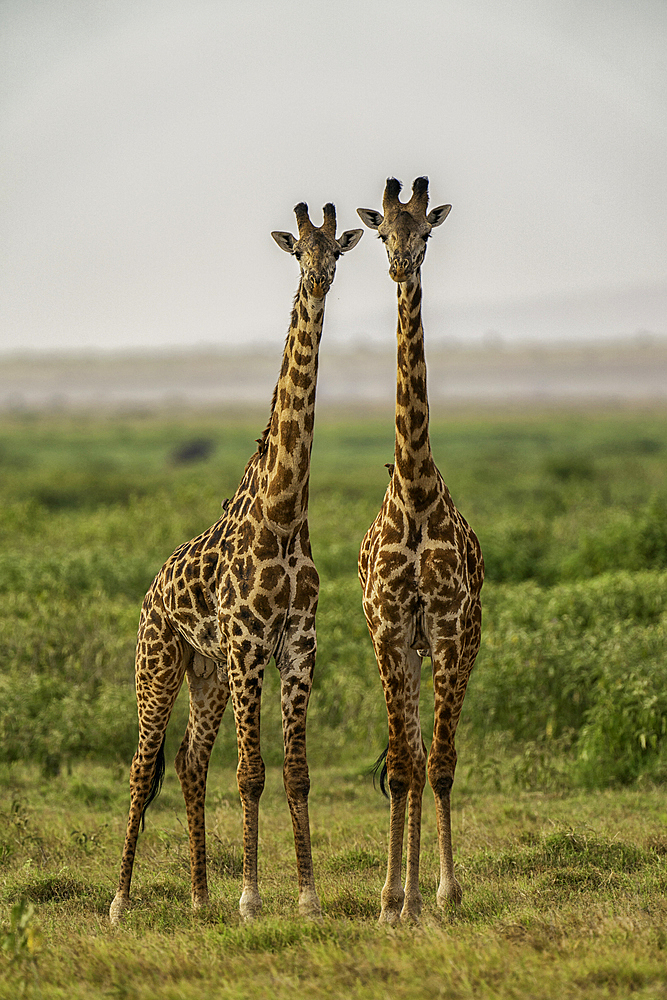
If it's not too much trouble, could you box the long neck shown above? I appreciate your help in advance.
[394,272,438,507]
[261,279,324,528]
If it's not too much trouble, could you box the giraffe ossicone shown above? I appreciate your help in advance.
[357,177,483,925]
[109,203,362,926]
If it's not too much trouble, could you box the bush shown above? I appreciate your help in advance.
[576,623,667,786]
[469,570,667,740]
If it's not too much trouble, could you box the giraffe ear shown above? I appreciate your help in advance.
[356,208,383,230]
[337,229,363,253]
[271,231,297,253]
[427,204,452,227]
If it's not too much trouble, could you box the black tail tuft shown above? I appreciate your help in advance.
[140,738,166,832]
[369,745,389,799]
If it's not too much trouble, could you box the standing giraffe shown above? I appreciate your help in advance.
[109,202,363,925]
[356,177,483,924]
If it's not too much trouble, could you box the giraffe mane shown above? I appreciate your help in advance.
[256,291,299,457]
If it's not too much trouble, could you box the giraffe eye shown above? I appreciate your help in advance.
[334,250,340,260]
[294,250,302,261]
[379,234,387,243]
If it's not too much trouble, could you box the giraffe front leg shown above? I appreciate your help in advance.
[433,776,462,910]
[429,665,464,910]
[375,646,412,926]
[175,656,230,912]
[279,634,321,920]
[430,631,479,912]
[228,647,266,921]
[237,753,264,922]
[401,648,426,923]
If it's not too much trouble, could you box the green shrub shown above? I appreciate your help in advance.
[637,494,667,568]
[468,571,667,746]
[576,622,667,786]
[478,518,555,584]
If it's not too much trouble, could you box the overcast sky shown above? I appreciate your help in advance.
[2,0,666,354]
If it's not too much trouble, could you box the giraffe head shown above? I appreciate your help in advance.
[357,177,451,282]
[272,203,363,299]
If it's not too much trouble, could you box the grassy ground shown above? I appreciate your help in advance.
[0,762,667,998]
[1,407,667,996]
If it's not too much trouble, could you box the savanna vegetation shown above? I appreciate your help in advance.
[1,404,666,998]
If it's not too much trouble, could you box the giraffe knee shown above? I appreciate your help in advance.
[429,755,454,798]
[428,744,457,797]
[388,773,410,799]
[384,747,412,800]
[431,773,453,798]
[283,758,310,802]
[237,758,266,801]
[386,758,411,800]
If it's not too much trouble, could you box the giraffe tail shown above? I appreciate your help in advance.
[140,737,166,832]
[370,745,389,799]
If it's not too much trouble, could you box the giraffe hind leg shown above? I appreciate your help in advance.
[278,634,321,920]
[373,643,412,925]
[175,653,230,912]
[110,623,188,926]
[227,641,268,922]
[429,630,479,911]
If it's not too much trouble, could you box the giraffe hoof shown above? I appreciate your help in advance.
[298,889,322,921]
[401,896,423,923]
[239,889,263,922]
[378,907,402,927]
[437,878,463,910]
[109,893,130,926]
[379,887,404,926]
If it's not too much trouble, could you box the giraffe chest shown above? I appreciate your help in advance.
[359,487,474,633]
[157,514,318,660]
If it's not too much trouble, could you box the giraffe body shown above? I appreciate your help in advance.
[357,178,483,924]
[109,203,362,925]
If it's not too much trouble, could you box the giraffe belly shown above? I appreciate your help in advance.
[169,600,226,662]
[167,573,293,667]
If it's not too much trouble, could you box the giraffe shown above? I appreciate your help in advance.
[356,177,483,924]
[109,202,363,926]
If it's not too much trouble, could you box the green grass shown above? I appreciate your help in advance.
[1,406,667,995]
[0,763,667,997]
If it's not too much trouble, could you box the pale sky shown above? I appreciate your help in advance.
[2,0,666,353]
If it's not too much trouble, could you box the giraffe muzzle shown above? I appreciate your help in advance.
[389,257,413,282]
[306,275,329,299]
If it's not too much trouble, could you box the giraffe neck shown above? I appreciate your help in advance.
[260,279,325,530]
[394,272,438,507]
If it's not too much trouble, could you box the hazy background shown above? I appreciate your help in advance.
[2,0,666,356]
